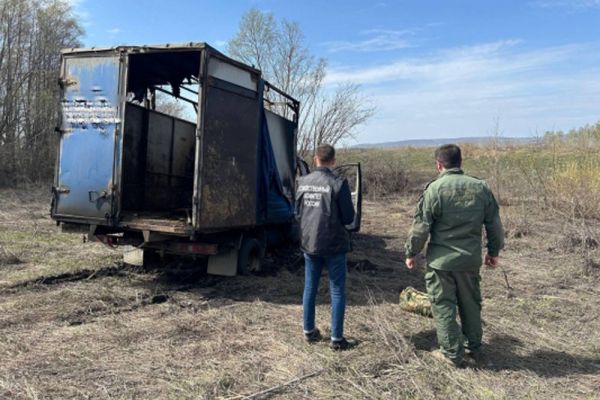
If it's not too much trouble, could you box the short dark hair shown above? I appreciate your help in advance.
[435,144,462,169]
[315,144,335,164]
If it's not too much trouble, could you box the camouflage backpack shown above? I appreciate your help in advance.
[399,287,432,317]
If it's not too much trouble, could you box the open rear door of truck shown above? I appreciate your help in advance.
[53,54,124,223]
[334,163,362,232]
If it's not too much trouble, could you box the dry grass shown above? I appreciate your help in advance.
[1,176,600,399]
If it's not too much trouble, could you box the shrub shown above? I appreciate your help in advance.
[546,160,600,220]
[336,148,427,199]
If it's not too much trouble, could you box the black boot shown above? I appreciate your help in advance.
[304,328,322,343]
[330,337,358,351]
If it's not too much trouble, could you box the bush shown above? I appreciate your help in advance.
[337,148,428,199]
[361,156,410,198]
[546,160,600,220]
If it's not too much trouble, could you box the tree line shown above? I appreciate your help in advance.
[543,121,600,147]
[0,0,81,186]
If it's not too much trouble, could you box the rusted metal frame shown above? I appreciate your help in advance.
[182,85,200,115]
[208,76,257,99]
[59,43,256,78]
[138,105,150,212]
[60,43,207,56]
[111,50,129,225]
[261,79,300,201]
[51,55,67,218]
[178,84,200,112]
[153,85,198,106]
[154,241,218,256]
[263,81,300,123]
[93,234,128,248]
[263,81,299,107]
[179,84,198,96]
[256,79,267,223]
[51,214,109,225]
[92,230,143,247]
[168,116,175,191]
[118,215,192,235]
[119,224,191,236]
[192,49,208,237]
[292,88,300,191]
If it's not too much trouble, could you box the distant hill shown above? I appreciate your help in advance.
[353,136,537,149]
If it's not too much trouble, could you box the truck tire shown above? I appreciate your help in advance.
[237,238,264,275]
[286,222,301,244]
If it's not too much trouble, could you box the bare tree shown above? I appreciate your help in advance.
[228,9,374,158]
[155,95,189,120]
[0,0,81,186]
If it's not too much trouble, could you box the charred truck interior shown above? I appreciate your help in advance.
[52,43,361,276]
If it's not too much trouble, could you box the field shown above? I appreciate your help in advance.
[1,143,600,399]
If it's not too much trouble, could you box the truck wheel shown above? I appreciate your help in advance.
[237,238,264,275]
[286,222,301,244]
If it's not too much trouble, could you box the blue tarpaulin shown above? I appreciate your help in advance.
[257,109,293,224]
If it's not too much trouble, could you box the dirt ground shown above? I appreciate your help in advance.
[0,188,599,399]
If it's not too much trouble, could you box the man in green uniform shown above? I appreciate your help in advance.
[404,144,504,367]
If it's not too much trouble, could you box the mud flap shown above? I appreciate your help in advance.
[123,246,145,266]
[207,249,239,276]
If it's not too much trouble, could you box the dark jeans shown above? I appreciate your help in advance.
[303,252,347,340]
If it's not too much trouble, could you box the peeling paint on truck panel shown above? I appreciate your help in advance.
[55,56,120,220]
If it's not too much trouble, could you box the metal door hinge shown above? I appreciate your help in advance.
[89,190,110,202]
[54,186,71,194]
[55,126,73,135]
[58,77,78,88]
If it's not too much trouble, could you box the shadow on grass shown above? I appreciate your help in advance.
[409,328,437,351]
[133,232,424,308]
[410,329,600,377]
[484,333,600,377]
[8,231,424,308]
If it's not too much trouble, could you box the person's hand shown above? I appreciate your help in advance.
[405,257,416,269]
[484,254,499,268]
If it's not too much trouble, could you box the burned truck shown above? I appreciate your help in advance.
[51,43,361,276]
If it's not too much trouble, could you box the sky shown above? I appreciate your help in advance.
[69,0,600,144]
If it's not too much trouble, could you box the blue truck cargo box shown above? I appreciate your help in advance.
[52,43,299,236]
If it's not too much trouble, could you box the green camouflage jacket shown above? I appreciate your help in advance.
[405,168,504,271]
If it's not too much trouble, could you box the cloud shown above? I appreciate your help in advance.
[107,28,121,35]
[321,29,415,53]
[326,40,600,142]
[326,39,564,85]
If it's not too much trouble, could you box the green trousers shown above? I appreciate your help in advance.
[425,266,482,362]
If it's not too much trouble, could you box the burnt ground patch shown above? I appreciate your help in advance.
[4,264,129,290]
